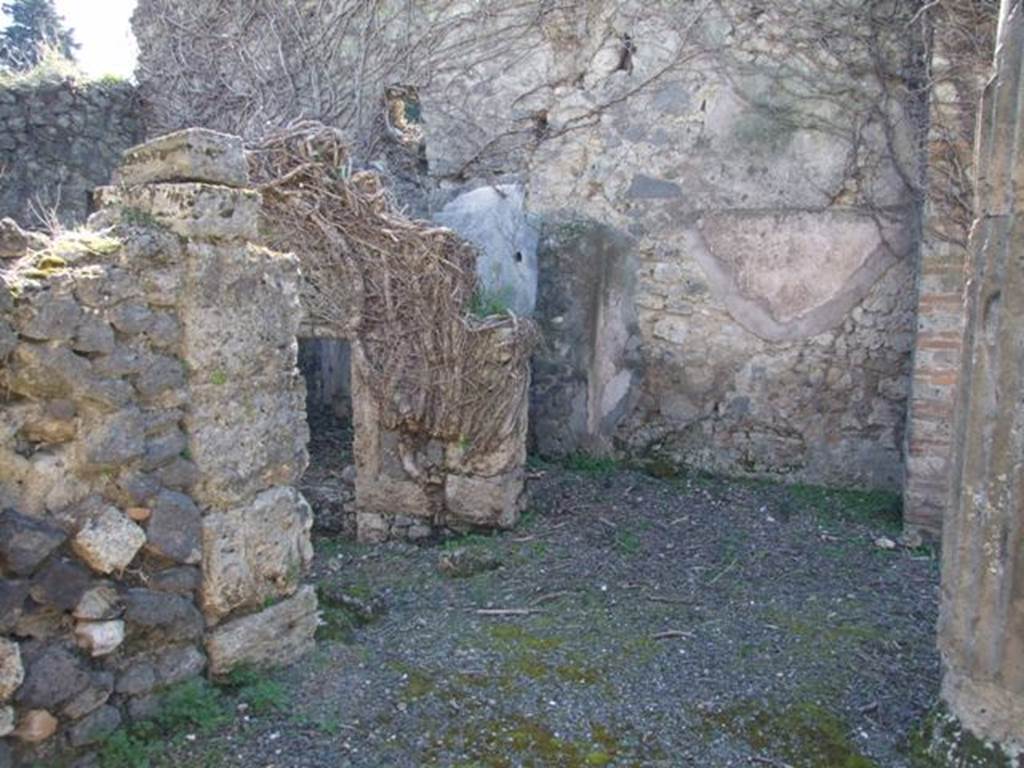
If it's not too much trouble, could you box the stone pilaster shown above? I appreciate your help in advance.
[938,0,1024,754]
[98,128,317,673]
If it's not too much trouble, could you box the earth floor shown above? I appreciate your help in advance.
[122,440,941,768]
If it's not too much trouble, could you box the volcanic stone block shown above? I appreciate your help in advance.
[72,507,146,574]
[0,509,66,576]
[0,581,29,633]
[61,671,113,720]
[79,408,146,470]
[7,343,90,400]
[17,295,84,343]
[123,589,204,645]
[114,128,248,188]
[154,644,206,686]
[29,558,92,611]
[67,704,121,747]
[144,491,201,565]
[72,312,116,354]
[15,644,90,710]
[148,566,200,595]
[205,585,317,676]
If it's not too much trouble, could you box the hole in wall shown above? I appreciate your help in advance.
[616,33,636,74]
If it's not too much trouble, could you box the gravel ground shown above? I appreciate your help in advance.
[147,453,941,768]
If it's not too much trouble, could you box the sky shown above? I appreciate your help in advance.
[0,0,138,78]
[56,0,138,78]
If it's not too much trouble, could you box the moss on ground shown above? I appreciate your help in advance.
[423,714,660,767]
[702,699,877,767]
[907,706,1020,767]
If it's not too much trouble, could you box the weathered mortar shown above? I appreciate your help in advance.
[0,128,316,765]
[0,76,142,227]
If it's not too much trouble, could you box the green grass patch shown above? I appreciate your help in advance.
[562,452,620,474]
[98,680,229,768]
[468,286,514,318]
[219,665,289,714]
[614,530,643,555]
[787,484,902,532]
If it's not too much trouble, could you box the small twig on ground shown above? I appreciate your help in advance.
[652,630,694,640]
[474,608,544,617]
[647,595,694,605]
[511,535,537,542]
[707,557,738,585]
[531,591,571,606]
[598,516,618,529]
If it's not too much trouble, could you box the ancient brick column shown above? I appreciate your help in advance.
[938,0,1024,753]
[903,1,999,542]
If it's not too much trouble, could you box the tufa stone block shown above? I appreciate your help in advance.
[0,639,23,702]
[205,585,317,676]
[114,128,248,188]
[13,708,57,743]
[74,620,126,657]
[72,507,146,575]
[94,183,260,241]
[201,486,313,622]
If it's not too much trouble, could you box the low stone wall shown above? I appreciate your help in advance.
[351,336,529,542]
[0,129,316,765]
[0,76,143,227]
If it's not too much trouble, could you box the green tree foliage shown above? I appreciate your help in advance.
[0,0,78,71]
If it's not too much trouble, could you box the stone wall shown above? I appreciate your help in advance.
[132,0,926,492]
[0,129,316,765]
[0,76,142,228]
[351,333,529,543]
